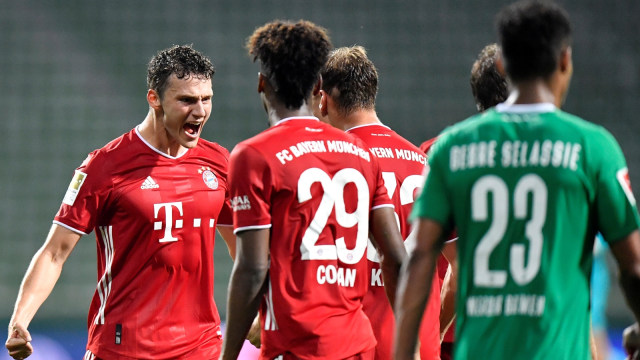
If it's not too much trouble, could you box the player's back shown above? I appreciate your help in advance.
[420,103,639,359]
[230,117,390,359]
[348,123,440,359]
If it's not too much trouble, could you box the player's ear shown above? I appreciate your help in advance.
[495,54,506,77]
[559,46,572,74]
[319,90,329,117]
[312,75,323,96]
[257,72,266,94]
[147,89,161,109]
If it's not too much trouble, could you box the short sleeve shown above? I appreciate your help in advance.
[53,151,109,234]
[593,131,640,243]
[228,143,273,233]
[411,136,453,229]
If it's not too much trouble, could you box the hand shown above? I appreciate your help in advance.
[5,323,33,360]
[623,323,640,360]
[246,315,261,348]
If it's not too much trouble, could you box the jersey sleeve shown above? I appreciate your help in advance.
[53,151,109,235]
[411,135,453,230]
[228,143,273,234]
[592,130,640,243]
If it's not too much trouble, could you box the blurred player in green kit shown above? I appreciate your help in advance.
[394,1,640,359]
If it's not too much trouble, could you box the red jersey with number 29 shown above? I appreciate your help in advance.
[349,124,441,360]
[53,127,232,360]
[229,117,393,360]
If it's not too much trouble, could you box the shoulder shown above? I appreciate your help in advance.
[80,130,136,171]
[196,138,231,162]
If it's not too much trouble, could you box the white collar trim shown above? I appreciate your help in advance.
[346,123,389,132]
[495,102,557,113]
[135,126,189,160]
[275,116,319,126]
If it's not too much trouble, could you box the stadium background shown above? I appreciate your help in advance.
[1,1,638,358]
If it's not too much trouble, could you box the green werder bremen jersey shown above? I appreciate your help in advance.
[413,103,640,360]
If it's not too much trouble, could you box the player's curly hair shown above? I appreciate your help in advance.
[247,20,332,109]
[496,0,571,82]
[321,46,378,115]
[470,44,508,111]
[147,44,215,98]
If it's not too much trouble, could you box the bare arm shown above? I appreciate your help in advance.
[439,240,457,341]
[5,224,81,360]
[220,229,270,360]
[217,225,237,260]
[394,218,444,360]
[369,207,407,307]
[609,230,640,358]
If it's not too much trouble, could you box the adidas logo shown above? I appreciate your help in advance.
[141,176,159,189]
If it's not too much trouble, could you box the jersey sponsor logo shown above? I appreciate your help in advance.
[154,202,183,242]
[231,195,251,211]
[63,170,87,205]
[617,167,636,205]
[199,166,219,190]
[141,176,159,189]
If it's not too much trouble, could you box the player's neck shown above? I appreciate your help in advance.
[267,101,316,127]
[138,110,189,157]
[338,109,381,131]
[508,80,559,107]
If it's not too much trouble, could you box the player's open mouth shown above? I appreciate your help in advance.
[184,123,201,138]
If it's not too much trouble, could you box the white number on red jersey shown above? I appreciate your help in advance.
[298,168,370,264]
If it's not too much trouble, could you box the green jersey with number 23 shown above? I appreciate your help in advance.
[413,103,640,360]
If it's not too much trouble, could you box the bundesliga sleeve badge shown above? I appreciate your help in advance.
[63,170,87,206]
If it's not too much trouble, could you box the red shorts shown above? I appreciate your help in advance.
[274,348,375,360]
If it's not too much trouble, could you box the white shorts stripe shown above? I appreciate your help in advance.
[83,349,96,360]
[263,279,278,331]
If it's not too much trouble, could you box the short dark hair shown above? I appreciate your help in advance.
[321,46,378,115]
[147,45,215,98]
[470,44,509,111]
[247,20,332,109]
[496,0,572,82]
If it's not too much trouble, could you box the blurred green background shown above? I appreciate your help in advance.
[1,0,638,356]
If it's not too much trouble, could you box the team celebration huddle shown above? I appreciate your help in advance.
[5,1,640,359]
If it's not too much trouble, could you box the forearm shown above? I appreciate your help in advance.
[221,265,268,360]
[394,247,439,360]
[620,269,640,322]
[9,248,65,330]
[439,263,457,339]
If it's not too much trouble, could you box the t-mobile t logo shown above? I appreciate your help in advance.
[154,202,183,242]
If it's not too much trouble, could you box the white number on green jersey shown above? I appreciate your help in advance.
[298,168,369,264]
[472,174,547,287]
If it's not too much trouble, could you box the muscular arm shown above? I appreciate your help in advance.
[394,218,444,360]
[217,225,237,260]
[6,224,81,359]
[369,206,407,307]
[221,229,270,360]
[609,230,640,358]
[439,240,458,341]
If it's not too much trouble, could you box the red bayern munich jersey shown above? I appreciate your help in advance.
[54,127,232,359]
[348,124,441,360]
[229,117,393,360]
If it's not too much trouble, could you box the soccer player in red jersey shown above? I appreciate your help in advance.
[312,45,447,360]
[418,43,508,360]
[220,21,406,360]
[5,45,235,360]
